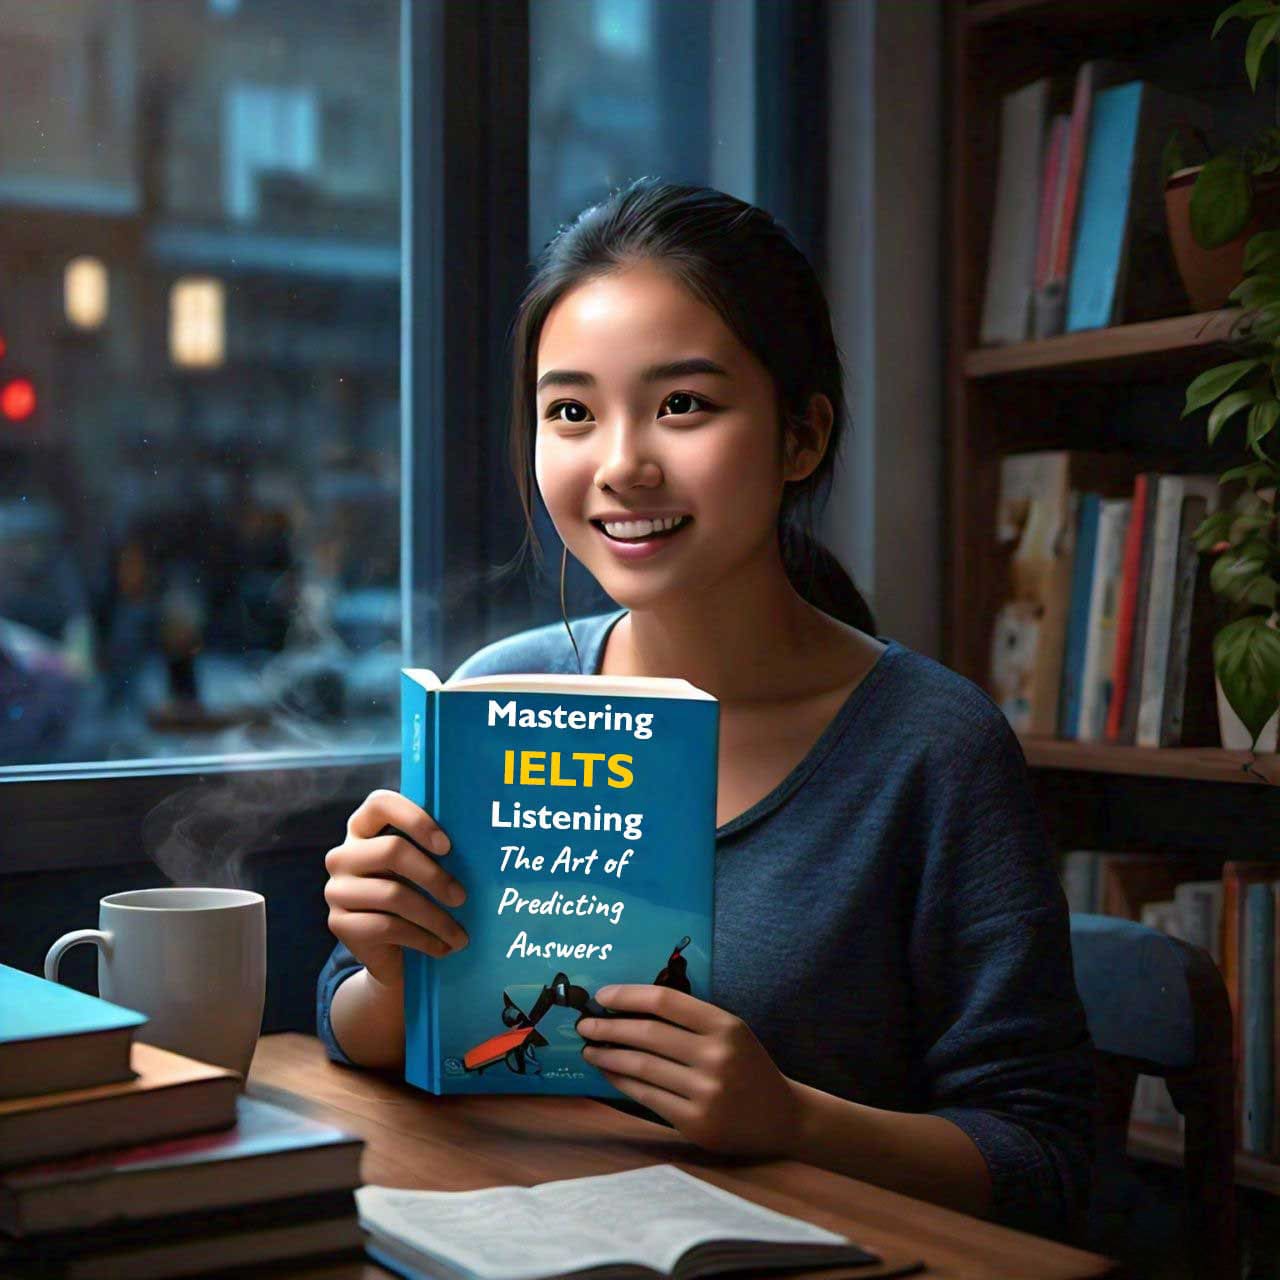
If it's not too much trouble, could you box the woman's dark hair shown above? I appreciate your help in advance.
[502,177,877,658]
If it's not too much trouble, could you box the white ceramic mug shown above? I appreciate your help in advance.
[45,887,267,1082]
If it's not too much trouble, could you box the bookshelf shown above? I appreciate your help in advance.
[946,0,1280,1201]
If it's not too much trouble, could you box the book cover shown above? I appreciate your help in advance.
[980,77,1050,346]
[1222,862,1279,1149]
[0,962,146,1101]
[1243,881,1275,1155]
[1159,492,1213,746]
[1118,471,1163,745]
[1066,81,1214,332]
[0,1094,363,1236]
[401,670,718,1097]
[1078,497,1131,741]
[1136,476,1221,747]
[1106,473,1150,742]
[1059,492,1100,739]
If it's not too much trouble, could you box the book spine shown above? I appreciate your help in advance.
[1243,882,1275,1155]
[1107,474,1148,742]
[1119,472,1161,745]
[1080,499,1130,741]
[1136,477,1184,747]
[1066,82,1143,333]
[1158,495,1211,746]
[1059,493,1100,739]
[401,675,439,1095]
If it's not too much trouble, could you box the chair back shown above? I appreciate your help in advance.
[1069,912,1236,1280]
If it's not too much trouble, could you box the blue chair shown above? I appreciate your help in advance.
[1069,913,1237,1280]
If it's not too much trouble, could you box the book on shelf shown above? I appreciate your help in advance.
[1031,113,1071,340]
[1135,475,1221,747]
[1221,862,1280,1152]
[1109,472,1158,744]
[356,1164,925,1280]
[0,1188,361,1280]
[1059,492,1101,740]
[990,449,1140,737]
[0,1093,364,1236]
[1243,882,1275,1156]
[1065,80,1214,332]
[0,1041,238,1169]
[0,963,146,1101]
[980,76,1049,346]
[399,667,718,1097]
[1078,496,1132,741]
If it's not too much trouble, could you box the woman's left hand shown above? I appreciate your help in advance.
[577,984,801,1157]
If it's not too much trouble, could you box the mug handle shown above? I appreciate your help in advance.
[45,929,113,983]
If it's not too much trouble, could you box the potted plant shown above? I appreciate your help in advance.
[1179,2,1280,755]
[1164,2,1280,309]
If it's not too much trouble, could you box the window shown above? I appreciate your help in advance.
[1,0,827,869]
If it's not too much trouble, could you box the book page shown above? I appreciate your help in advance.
[357,1165,852,1280]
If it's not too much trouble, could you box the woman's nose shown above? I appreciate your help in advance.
[593,423,662,492]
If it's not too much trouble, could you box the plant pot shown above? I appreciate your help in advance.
[1164,166,1280,311]
[1214,610,1280,752]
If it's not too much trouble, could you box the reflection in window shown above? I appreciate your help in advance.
[0,0,400,766]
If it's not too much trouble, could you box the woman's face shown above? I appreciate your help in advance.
[534,263,818,610]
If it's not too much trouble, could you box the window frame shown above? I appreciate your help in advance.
[0,0,829,876]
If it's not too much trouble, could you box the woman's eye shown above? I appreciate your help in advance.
[546,401,591,424]
[660,392,711,417]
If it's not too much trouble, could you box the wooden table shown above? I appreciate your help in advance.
[247,1033,1118,1280]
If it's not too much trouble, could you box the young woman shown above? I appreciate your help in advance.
[317,178,1097,1244]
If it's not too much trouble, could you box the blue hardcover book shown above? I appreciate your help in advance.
[0,963,146,1100]
[1243,882,1275,1155]
[1059,493,1100,739]
[1066,82,1143,332]
[400,668,718,1097]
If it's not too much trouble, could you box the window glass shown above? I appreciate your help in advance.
[527,0,756,616]
[0,0,400,766]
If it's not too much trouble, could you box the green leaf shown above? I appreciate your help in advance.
[1245,576,1280,606]
[1208,386,1271,443]
[1247,13,1280,90]
[1248,399,1280,452]
[1183,359,1264,416]
[1194,508,1238,549]
[1218,460,1277,486]
[1215,613,1280,747]
[1215,1,1280,39]
[1212,541,1273,601]
[1192,154,1253,248]
[1245,230,1280,271]
[1230,272,1280,307]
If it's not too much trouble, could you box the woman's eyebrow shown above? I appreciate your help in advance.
[536,357,731,393]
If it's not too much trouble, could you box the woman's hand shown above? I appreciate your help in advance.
[576,985,800,1158]
[324,788,470,990]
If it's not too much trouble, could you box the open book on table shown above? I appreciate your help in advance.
[400,669,719,1098]
[356,1163,926,1280]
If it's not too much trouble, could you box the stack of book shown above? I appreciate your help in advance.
[0,962,364,1277]
[981,58,1226,345]
[1059,852,1279,1158]
[990,449,1222,747]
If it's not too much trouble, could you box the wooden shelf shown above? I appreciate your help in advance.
[965,0,1220,35]
[1018,737,1280,785]
[965,310,1241,380]
[1128,1121,1280,1195]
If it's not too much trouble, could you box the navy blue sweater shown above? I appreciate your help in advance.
[317,608,1097,1241]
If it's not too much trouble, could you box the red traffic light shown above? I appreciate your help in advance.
[1,377,36,422]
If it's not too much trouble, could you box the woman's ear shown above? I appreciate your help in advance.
[783,393,834,483]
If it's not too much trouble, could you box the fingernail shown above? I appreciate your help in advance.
[596,985,617,1002]
[449,885,466,906]
[432,836,451,855]
[453,933,469,950]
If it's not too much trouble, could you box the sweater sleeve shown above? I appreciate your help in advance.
[316,939,364,1067]
[908,701,1098,1244]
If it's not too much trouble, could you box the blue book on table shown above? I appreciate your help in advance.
[399,667,719,1096]
[0,962,146,1100]
[1059,493,1100,739]
[1243,882,1275,1155]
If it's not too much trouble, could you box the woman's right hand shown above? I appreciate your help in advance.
[324,788,470,990]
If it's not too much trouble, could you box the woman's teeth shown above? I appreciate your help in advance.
[599,515,691,542]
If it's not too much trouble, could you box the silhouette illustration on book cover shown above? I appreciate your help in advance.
[460,936,694,1077]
